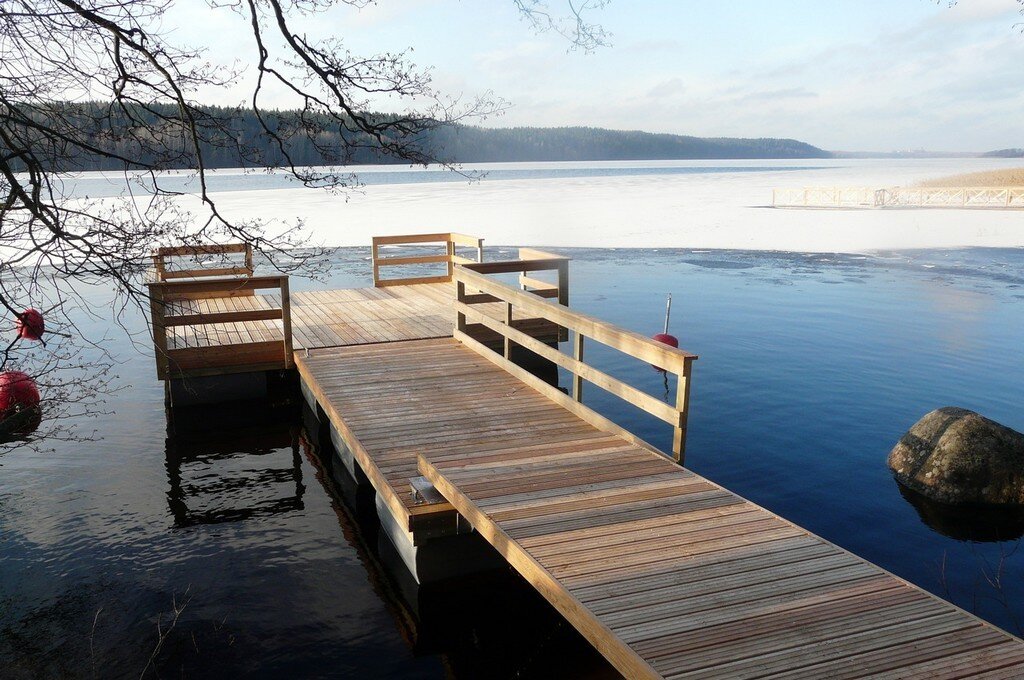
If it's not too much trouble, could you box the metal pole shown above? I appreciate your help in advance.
[663,294,672,335]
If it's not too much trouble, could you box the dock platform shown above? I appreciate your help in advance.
[148,234,1024,678]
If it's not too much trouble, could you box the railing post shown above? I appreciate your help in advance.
[446,239,456,280]
[557,259,570,342]
[672,357,694,466]
[371,241,381,287]
[149,284,170,380]
[244,243,254,276]
[153,252,166,282]
[504,301,513,359]
[572,333,584,402]
[456,278,467,334]
[477,238,484,263]
[280,276,293,368]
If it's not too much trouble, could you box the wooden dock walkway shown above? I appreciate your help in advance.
[148,234,1024,678]
[420,435,1024,679]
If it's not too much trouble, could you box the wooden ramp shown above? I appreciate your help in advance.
[419,446,1024,679]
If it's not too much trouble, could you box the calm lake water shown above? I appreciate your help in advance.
[2,245,1024,678]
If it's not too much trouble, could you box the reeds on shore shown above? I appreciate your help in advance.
[918,167,1024,187]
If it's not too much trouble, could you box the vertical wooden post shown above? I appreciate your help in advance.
[504,301,513,359]
[572,333,584,402]
[557,259,569,342]
[446,239,456,280]
[371,241,381,286]
[476,238,484,263]
[280,276,294,368]
[456,279,467,334]
[672,357,694,465]
[153,252,166,282]
[244,243,254,276]
[149,284,169,380]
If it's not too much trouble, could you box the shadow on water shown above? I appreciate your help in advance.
[300,389,619,679]
[896,481,1024,543]
[164,401,305,527]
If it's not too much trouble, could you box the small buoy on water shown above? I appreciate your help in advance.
[0,370,41,435]
[651,294,678,372]
[15,308,45,341]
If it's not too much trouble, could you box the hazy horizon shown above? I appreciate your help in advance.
[163,0,1024,153]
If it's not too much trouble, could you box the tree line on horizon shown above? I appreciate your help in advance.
[6,102,832,172]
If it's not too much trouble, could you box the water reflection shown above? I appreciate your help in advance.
[164,402,304,527]
[300,403,620,679]
[897,481,1024,543]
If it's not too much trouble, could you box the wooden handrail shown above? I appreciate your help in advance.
[148,275,292,380]
[371,232,485,287]
[462,247,571,339]
[453,265,696,463]
[153,242,255,283]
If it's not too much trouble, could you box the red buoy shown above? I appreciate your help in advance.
[651,294,679,372]
[0,371,41,435]
[16,308,45,341]
[652,332,678,348]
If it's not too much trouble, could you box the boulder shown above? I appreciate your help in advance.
[888,407,1024,505]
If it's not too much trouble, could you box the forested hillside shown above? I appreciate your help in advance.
[8,102,830,171]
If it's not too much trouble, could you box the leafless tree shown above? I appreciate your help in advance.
[0,0,607,447]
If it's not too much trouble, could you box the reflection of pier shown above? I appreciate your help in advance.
[772,185,1024,209]
[165,403,303,527]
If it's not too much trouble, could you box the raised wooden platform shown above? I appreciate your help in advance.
[164,284,558,354]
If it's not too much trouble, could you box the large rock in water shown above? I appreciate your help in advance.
[888,407,1024,505]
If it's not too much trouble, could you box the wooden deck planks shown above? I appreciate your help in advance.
[280,299,1024,678]
[165,282,553,354]
[394,339,1024,679]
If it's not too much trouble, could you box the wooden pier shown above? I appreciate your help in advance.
[148,234,1024,678]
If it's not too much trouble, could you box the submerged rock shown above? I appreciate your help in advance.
[888,407,1024,505]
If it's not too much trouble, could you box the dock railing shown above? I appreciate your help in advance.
[153,243,255,286]
[460,247,571,342]
[148,275,293,380]
[371,232,485,287]
[453,264,697,463]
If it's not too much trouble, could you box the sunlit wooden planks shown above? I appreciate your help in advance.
[294,338,601,531]
[163,282,559,355]
[418,421,1024,678]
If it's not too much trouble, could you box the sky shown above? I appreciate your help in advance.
[165,0,1024,152]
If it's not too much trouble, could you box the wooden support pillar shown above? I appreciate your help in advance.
[446,240,456,279]
[456,280,467,333]
[672,358,694,466]
[572,333,584,402]
[371,242,381,286]
[149,284,169,380]
[280,276,294,368]
[504,301,513,359]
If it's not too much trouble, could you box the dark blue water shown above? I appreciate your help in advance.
[2,246,1023,677]
[62,163,826,198]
